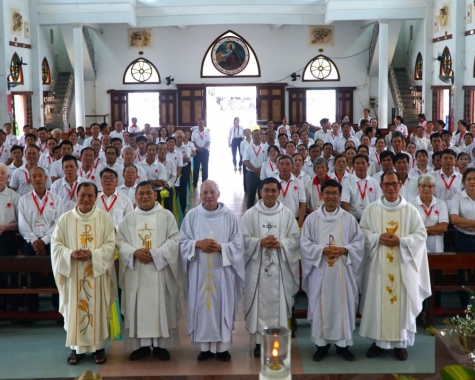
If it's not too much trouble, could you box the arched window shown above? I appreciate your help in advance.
[201,30,260,77]
[123,58,160,84]
[414,52,423,80]
[439,47,452,76]
[302,55,340,82]
[10,52,23,84]
[42,57,51,84]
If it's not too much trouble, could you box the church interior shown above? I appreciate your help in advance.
[1,0,475,379]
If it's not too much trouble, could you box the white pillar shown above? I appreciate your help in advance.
[0,3,10,125]
[29,0,44,128]
[378,20,389,129]
[422,0,433,119]
[73,24,85,129]
[452,0,465,132]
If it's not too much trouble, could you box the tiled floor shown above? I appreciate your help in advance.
[0,141,460,379]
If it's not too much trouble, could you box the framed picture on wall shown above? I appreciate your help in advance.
[308,26,334,47]
[128,29,153,49]
[10,8,23,35]
[467,4,473,25]
[24,22,29,39]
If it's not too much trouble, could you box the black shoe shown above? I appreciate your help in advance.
[216,350,231,361]
[366,343,382,358]
[394,348,408,361]
[312,343,331,362]
[335,345,355,361]
[153,347,170,361]
[197,351,214,361]
[254,344,261,358]
[129,346,151,361]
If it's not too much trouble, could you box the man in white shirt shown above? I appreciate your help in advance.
[111,138,125,165]
[0,130,12,165]
[393,153,418,202]
[18,125,30,147]
[76,126,86,146]
[137,143,168,200]
[372,151,396,183]
[36,127,49,155]
[0,162,20,310]
[82,123,101,148]
[452,121,468,148]
[314,118,331,143]
[19,166,63,311]
[157,142,177,213]
[243,129,268,209]
[191,119,211,187]
[78,147,103,189]
[128,117,140,133]
[357,108,371,127]
[50,141,75,182]
[110,121,125,143]
[117,165,138,207]
[122,147,147,183]
[38,137,58,170]
[411,126,430,152]
[10,145,52,196]
[394,116,408,138]
[3,123,17,146]
[228,118,244,171]
[334,123,359,153]
[341,154,382,220]
[273,155,306,228]
[433,149,462,210]
[96,167,133,230]
[135,136,148,164]
[103,146,124,186]
[50,155,86,214]
[175,131,191,215]
[324,122,340,145]
[7,145,23,185]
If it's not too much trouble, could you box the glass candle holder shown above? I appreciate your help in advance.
[259,326,291,380]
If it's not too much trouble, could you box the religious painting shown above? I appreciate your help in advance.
[467,4,473,25]
[434,16,439,33]
[10,8,23,35]
[211,36,250,75]
[439,4,450,28]
[308,26,334,47]
[24,22,29,39]
[128,29,153,49]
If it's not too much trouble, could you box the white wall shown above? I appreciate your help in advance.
[465,0,475,86]
[87,21,373,125]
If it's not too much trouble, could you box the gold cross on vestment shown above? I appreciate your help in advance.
[138,223,154,249]
[80,225,94,249]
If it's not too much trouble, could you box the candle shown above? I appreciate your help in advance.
[259,327,291,380]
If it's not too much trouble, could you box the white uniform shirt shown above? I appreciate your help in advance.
[369,151,385,172]
[82,136,101,148]
[341,175,381,219]
[110,130,125,143]
[323,133,340,145]
[273,173,306,217]
[243,143,267,168]
[7,163,21,184]
[10,165,52,196]
[302,157,315,179]
[228,125,244,145]
[72,144,83,157]
[36,141,48,155]
[396,124,408,137]
[5,134,17,146]
[410,196,448,252]
[134,150,147,165]
[104,162,124,186]
[452,131,467,148]
[117,183,137,207]
[191,129,211,150]
[18,135,27,147]
[451,190,475,235]
[0,143,11,164]
[334,136,360,153]
[0,187,20,225]
[157,159,177,188]
[409,167,433,177]
[175,143,191,167]
[260,159,278,180]
[399,174,419,202]
[137,160,168,190]
[50,160,64,180]
[50,176,86,214]
[433,169,463,209]
[38,153,56,171]
[294,170,311,186]
[96,191,133,230]
[185,141,196,154]
[18,190,63,244]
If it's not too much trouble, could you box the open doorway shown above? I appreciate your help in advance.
[306,90,336,125]
[128,92,160,128]
[206,86,257,195]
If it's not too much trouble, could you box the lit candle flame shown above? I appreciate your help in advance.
[272,348,278,357]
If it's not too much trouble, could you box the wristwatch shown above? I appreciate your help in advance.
[343,248,349,255]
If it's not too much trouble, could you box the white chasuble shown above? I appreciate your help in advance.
[241,201,300,337]
[359,197,431,348]
[301,207,364,346]
[179,203,244,347]
[117,204,184,350]
[51,207,116,354]
[381,209,402,341]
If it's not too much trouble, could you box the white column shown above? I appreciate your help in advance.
[452,0,465,132]
[378,20,389,129]
[0,3,9,124]
[73,24,85,129]
[422,0,433,118]
[29,0,44,127]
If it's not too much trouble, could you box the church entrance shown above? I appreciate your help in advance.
[128,92,160,128]
[306,89,336,126]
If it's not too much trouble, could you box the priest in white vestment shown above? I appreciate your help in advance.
[180,180,244,362]
[301,179,364,362]
[359,171,431,361]
[241,177,300,358]
[117,181,184,361]
[51,182,117,365]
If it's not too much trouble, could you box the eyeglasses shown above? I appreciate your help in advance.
[322,191,340,196]
[381,182,400,188]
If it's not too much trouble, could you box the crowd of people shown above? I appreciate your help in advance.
[0,111,472,366]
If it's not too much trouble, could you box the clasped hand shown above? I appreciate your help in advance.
[323,246,343,260]
[196,239,221,254]
[260,236,281,249]
[32,239,46,256]
[134,249,153,264]
[379,233,400,247]
[71,249,92,261]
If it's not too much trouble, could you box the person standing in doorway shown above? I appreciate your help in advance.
[228,117,244,171]
[191,119,211,188]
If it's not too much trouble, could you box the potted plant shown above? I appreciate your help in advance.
[445,288,475,353]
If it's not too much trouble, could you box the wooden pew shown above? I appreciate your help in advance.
[426,252,475,327]
[0,256,62,321]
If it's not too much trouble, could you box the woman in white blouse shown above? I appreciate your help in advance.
[260,145,280,180]
[410,174,448,253]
